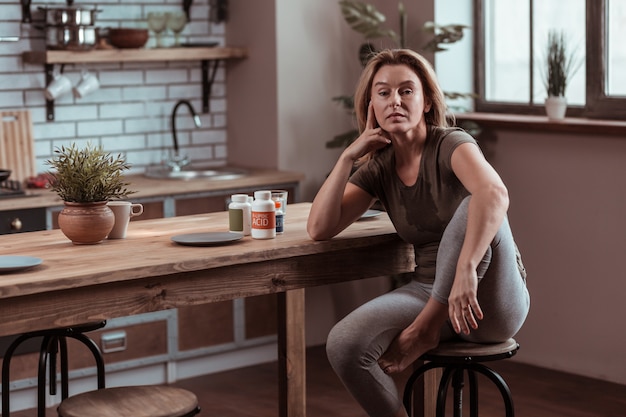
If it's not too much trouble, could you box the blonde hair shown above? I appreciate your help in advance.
[354,49,449,136]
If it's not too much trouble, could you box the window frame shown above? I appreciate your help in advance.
[473,0,625,119]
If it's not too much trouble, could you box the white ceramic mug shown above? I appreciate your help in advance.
[107,201,144,239]
[44,73,72,101]
[73,70,100,99]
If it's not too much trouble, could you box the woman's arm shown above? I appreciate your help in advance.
[448,142,510,334]
[307,103,390,241]
[307,161,374,241]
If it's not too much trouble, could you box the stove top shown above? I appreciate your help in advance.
[0,179,27,199]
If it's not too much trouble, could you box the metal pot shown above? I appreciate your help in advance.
[45,25,97,50]
[0,170,10,182]
[39,6,100,27]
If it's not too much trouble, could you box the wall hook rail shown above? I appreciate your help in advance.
[44,63,66,122]
[22,0,32,23]
[22,47,247,122]
[202,60,221,113]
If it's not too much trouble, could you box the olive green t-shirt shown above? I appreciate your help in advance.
[349,126,477,283]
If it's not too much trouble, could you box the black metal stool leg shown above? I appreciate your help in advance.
[59,336,70,399]
[38,335,57,417]
[467,363,515,417]
[66,333,106,389]
[452,369,465,417]
[436,367,455,417]
[402,361,442,416]
[2,333,36,417]
[48,336,59,396]
[468,369,478,417]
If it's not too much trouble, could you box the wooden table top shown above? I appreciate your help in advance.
[0,203,414,336]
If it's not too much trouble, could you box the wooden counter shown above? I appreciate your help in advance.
[0,203,413,417]
[0,168,305,211]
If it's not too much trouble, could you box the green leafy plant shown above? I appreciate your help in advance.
[543,30,581,97]
[329,1,472,148]
[46,143,135,203]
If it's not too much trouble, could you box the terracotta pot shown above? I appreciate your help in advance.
[58,201,115,245]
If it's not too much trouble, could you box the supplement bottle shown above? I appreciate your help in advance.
[274,200,284,234]
[229,194,251,235]
[251,190,276,239]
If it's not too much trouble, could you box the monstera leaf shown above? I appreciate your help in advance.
[422,22,469,52]
[339,0,398,41]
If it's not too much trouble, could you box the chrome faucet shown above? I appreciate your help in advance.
[168,99,201,171]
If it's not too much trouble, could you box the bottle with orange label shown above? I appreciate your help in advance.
[251,190,276,239]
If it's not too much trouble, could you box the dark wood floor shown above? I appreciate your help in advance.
[11,345,626,417]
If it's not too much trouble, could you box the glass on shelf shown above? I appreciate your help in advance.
[166,11,187,47]
[147,12,167,48]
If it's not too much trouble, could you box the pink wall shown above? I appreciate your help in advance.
[481,127,626,384]
[225,1,279,169]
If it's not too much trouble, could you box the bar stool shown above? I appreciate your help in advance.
[51,329,200,417]
[57,385,201,417]
[403,338,519,417]
[1,321,106,417]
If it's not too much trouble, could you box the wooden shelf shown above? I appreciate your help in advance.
[22,46,248,65]
[22,46,248,121]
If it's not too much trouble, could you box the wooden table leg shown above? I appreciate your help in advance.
[277,289,306,417]
[424,368,442,417]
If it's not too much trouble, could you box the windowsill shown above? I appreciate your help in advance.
[454,112,626,137]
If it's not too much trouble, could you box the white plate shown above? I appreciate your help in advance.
[0,256,43,273]
[359,209,383,220]
[171,232,244,247]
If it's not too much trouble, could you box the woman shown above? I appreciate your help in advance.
[307,49,530,417]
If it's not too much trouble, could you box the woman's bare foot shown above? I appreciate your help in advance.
[377,327,440,374]
[377,297,448,374]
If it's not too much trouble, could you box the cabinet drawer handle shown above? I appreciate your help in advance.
[10,218,22,231]
[101,330,127,353]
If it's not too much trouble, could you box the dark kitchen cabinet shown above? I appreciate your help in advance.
[0,207,46,235]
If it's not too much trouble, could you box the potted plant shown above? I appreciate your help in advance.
[543,30,580,120]
[46,143,135,244]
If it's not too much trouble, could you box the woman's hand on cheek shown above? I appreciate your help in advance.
[344,102,391,161]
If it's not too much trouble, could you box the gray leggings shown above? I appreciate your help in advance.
[326,197,530,417]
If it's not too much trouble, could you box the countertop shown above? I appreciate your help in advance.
[0,168,305,211]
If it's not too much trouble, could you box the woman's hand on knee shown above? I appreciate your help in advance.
[448,271,483,334]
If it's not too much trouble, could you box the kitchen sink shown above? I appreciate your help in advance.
[144,166,248,180]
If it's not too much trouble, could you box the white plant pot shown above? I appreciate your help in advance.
[545,96,567,120]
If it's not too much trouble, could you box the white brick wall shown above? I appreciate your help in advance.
[0,0,227,175]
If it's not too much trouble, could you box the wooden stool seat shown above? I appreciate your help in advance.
[403,338,519,417]
[424,337,519,360]
[58,385,200,417]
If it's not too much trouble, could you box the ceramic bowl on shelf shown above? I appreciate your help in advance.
[108,28,149,49]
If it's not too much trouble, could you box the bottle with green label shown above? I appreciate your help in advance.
[229,194,251,235]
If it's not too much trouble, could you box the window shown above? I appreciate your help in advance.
[606,0,626,96]
[474,0,626,119]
